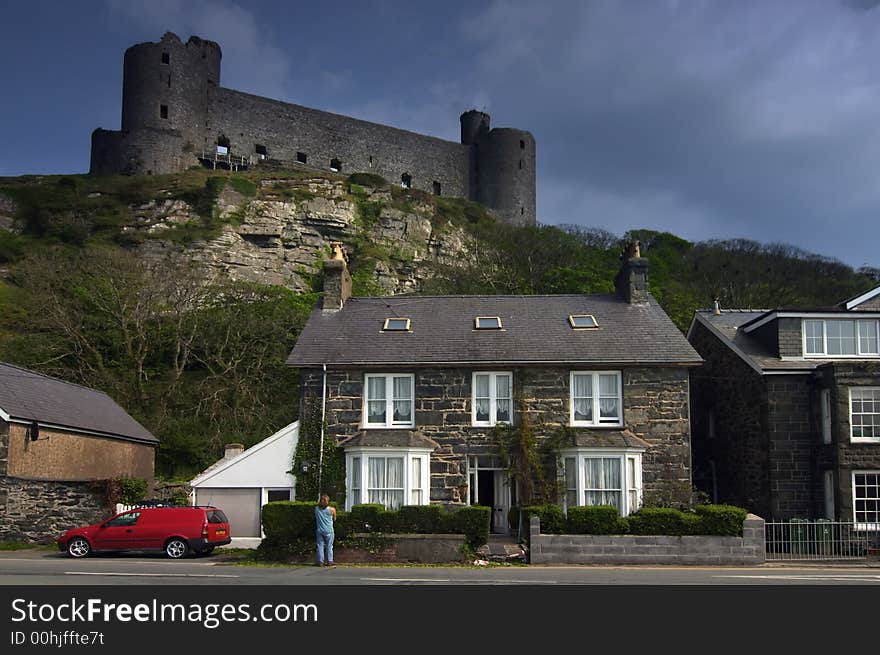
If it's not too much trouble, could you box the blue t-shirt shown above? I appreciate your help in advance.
[315,505,334,534]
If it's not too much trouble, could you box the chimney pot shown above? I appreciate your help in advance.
[615,240,649,304]
[323,242,352,310]
[713,298,721,315]
[224,443,245,460]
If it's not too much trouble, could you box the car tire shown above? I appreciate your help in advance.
[67,537,91,558]
[165,538,189,559]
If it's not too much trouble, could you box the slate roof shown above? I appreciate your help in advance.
[288,294,702,367]
[0,362,157,444]
[339,430,439,450]
[693,311,819,373]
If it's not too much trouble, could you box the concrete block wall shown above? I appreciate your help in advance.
[528,514,766,565]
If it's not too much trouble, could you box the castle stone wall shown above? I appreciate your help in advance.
[207,87,471,201]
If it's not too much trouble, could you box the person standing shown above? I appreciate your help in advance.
[315,494,336,567]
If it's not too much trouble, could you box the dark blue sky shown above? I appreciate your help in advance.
[2,1,879,271]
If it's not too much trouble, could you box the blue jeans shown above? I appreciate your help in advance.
[316,530,334,565]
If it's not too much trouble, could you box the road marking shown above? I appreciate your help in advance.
[717,574,880,583]
[360,577,558,584]
[65,571,239,578]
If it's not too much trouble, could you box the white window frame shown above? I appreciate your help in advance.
[849,387,880,443]
[802,318,880,358]
[560,448,644,516]
[471,372,513,427]
[851,470,880,531]
[344,448,431,511]
[474,316,502,329]
[569,371,623,427]
[363,373,415,429]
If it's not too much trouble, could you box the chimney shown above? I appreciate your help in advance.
[713,298,721,315]
[323,241,352,310]
[615,240,649,304]
[224,443,244,460]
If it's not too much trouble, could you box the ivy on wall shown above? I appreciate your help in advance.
[292,396,346,505]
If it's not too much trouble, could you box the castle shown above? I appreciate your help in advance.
[90,32,536,226]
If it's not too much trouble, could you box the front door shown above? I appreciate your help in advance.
[492,472,510,534]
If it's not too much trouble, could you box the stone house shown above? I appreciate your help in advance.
[0,362,157,541]
[287,243,702,533]
[687,286,880,525]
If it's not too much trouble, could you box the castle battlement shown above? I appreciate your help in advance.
[90,32,536,226]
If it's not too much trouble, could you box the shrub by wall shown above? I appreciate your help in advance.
[567,506,628,535]
[693,505,747,536]
[522,505,566,536]
[261,501,316,542]
[450,505,491,547]
[398,505,443,533]
[626,507,701,536]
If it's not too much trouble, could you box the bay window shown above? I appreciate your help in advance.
[344,449,430,510]
[570,371,623,426]
[561,449,643,515]
[472,372,512,426]
[364,373,414,428]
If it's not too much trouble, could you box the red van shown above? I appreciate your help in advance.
[58,505,231,559]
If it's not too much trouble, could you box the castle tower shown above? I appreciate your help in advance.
[461,111,536,227]
[91,32,221,175]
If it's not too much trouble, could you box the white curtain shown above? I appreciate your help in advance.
[350,457,361,506]
[598,374,619,419]
[827,320,856,355]
[367,377,386,423]
[474,374,490,422]
[411,457,422,505]
[573,374,592,421]
[393,376,412,423]
[584,458,621,510]
[496,375,511,422]
[368,457,404,509]
[564,457,577,509]
[858,320,879,354]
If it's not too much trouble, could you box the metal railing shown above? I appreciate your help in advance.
[765,519,880,560]
[199,150,252,170]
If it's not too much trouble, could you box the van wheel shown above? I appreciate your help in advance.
[165,538,189,559]
[67,537,91,558]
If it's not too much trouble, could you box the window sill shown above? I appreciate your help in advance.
[850,438,880,444]
[570,423,624,429]
[363,425,415,430]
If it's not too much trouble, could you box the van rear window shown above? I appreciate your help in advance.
[207,510,228,524]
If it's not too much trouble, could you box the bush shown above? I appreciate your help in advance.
[450,505,491,547]
[398,505,443,533]
[522,505,566,535]
[627,507,700,536]
[694,504,748,536]
[118,477,148,505]
[261,501,316,542]
[347,172,387,188]
[567,506,628,535]
[373,510,402,533]
[350,503,384,530]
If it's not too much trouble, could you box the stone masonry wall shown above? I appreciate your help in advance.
[528,514,766,565]
[816,362,880,522]
[766,377,815,520]
[300,365,692,505]
[688,320,771,517]
[208,88,471,202]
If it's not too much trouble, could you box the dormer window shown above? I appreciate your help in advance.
[383,318,410,331]
[569,314,598,329]
[475,316,502,329]
[803,318,879,357]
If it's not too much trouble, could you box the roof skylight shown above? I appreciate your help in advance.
[383,318,411,331]
[569,314,598,329]
[475,316,503,329]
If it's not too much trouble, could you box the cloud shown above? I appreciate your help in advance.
[105,0,293,100]
[456,0,880,266]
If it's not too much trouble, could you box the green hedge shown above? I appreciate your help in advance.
[626,507,700,535]
[261,501,491,548]
[522,505,566,535]
[567,506,628,535]
[694,504,748,536]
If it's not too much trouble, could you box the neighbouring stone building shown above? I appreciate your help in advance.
[687,286,880,524]
[0,363,157,542]
[287,242,702,533]
[90,32,536,227]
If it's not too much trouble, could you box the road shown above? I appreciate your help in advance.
[1,550,879,585]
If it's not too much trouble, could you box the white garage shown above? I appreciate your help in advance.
[190,421,298,547]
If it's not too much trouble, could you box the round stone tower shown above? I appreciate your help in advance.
[120,32,221,164]
[479,128,536,227]
[460,109,490,146]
